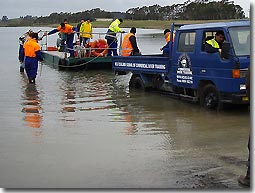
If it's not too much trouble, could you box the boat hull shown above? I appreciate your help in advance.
[41,51,112,70]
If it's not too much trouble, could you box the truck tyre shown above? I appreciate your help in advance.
[130,76,145,90]
[152,75,164,90]
[129,74,137,89]
[200,84,220,110]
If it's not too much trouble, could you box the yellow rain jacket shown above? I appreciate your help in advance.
[80,21,93,38]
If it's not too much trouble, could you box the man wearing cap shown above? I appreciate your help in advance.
[121,27,141,56]
[160,29,175,56]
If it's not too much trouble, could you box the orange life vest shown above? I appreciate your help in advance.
[23,39,41,57]
[57,24,74,34]
[166,33,175,43]
[121,33,135,56]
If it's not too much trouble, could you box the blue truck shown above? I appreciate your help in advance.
[112,20,250,109]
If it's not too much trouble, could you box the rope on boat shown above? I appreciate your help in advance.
[57,53,106,68]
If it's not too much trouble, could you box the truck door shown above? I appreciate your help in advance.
[172,31,196,88]
[196,29,234,91]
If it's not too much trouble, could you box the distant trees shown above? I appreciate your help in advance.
[125,0,245,20]
[178,0,245,19]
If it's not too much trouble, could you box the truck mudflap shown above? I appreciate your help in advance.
[112,55,169,74]
[220,93,249,104]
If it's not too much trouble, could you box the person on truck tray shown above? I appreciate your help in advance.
[121,27,141,56]
[160,29,175,56]
[205,31,225,54]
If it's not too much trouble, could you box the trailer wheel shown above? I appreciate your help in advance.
[130,76,145,90]
[200,84,220,110]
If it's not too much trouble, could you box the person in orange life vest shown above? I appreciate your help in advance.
[47,22,77,57]
[121,27,141,56]
[160,29,175,56]
[22,32,43,84]
[19,30,44,73]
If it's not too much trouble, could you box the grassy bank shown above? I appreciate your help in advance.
[1,19,241,29]
[91,19,237,29]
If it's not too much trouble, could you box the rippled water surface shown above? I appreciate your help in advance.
[0,27,250,188]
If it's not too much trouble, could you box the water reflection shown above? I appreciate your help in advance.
[110,74,249,140]
[20,75,43,142]
[61,88,77,123]
[58,71,118,127]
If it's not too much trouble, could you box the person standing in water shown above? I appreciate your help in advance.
[22,32,43,84]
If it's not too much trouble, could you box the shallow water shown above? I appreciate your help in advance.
[0,27,250,188]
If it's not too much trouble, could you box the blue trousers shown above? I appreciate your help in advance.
[25,57,38,79]
[107,39,118,56]
[66,33,74,57]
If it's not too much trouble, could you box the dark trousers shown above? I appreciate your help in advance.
[25,57,38,80]
[107,39,118,56]
[66,33,74,57]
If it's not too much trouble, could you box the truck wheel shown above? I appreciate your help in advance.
[129,74,137,89]
[130,76,145,90]
[152,75,164,89]
[200,84,220,110]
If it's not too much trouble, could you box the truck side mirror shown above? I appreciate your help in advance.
[221,41,230,59]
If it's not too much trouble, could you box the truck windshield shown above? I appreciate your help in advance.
[229,27,250,56]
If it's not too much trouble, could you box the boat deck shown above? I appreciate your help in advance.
[42,50,69,59]
[41,50,112,70]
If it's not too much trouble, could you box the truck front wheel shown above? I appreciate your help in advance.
[200,84,220,110]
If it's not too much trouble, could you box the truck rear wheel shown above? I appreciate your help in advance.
[152,75,164,90]
[200,84,220,110]
[129,75,145,90]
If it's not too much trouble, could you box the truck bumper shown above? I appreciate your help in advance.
[221,93,249,104]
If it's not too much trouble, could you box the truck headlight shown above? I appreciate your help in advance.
[240,84,246,90]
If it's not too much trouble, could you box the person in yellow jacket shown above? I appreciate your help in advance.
[205,31,225,54]
[79,18,93,46]
[121,27,141,56]
[105,18,124,56]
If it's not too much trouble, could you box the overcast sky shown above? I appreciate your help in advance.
[0,0,251,19]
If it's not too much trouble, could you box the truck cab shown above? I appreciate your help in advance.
[112,20,250,109]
